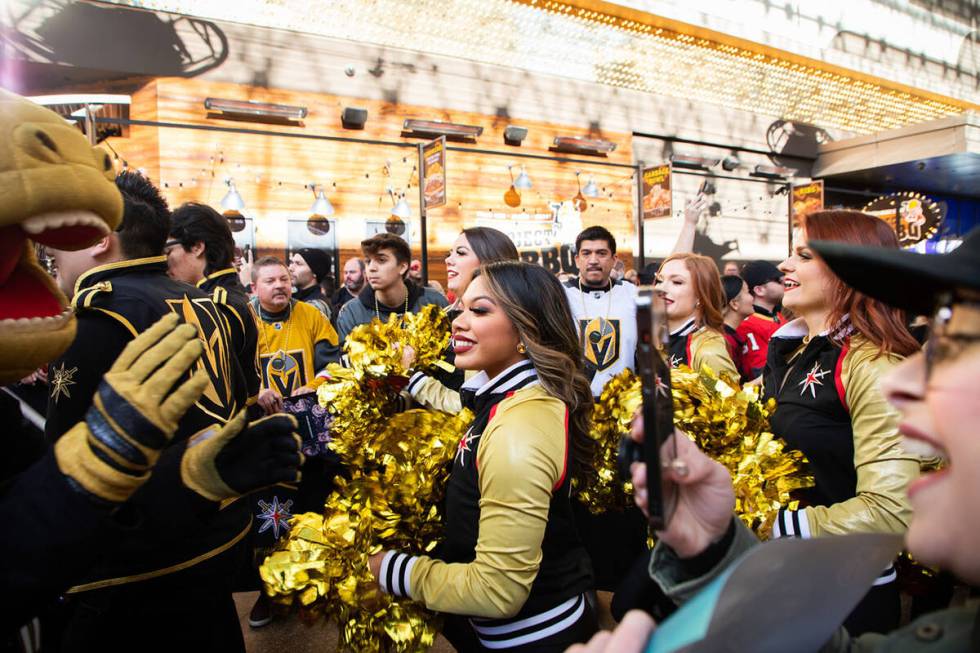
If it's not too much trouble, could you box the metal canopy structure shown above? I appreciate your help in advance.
[814,112,980,198]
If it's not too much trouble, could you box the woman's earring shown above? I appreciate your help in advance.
[517,343,527,354]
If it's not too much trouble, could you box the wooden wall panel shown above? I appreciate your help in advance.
[105,77,641,283]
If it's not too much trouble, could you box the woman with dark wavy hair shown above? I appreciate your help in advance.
[404,226,519,412]
[764,210,922,636]
[371,261,597,651]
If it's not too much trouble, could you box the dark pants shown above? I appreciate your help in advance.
[572,502,649,592]
[59,586,243,653]
[843,580,900,638]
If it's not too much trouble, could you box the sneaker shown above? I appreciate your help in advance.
[248,594,274,628]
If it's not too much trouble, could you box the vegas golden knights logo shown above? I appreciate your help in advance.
[260,350,306,397]
[165,296,237,421]
[580,317,621,372]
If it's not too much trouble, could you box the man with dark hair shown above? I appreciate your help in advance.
[565,225,638,397]
[289,248,333,319]
[165,201,261,408]
[332,256,366,317]
[335,233,447,345]
[563,225,645,595]
[736,259,785,380]
[46,173,296,652]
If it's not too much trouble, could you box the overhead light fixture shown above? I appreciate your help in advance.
[387,186,411,219]
[513,165,533,190]
[504,125,528,146]
[750,164,796,179]
[205,97,307,124]
[402,119,483,141]
[552,136,617,155]
[582,176,600,198]
[669,154,721,171]
[341,106,368,129]
[220,178,245,217]
[309,184,335,217]
[721,155,741,172]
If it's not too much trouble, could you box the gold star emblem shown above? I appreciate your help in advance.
[50,364,78,404]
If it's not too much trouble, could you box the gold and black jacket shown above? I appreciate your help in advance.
[45,257,253,592]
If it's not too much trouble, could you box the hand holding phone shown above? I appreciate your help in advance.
[618,288,679,529]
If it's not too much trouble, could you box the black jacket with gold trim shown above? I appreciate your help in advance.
[196,266,261,408]
[45,257,252,591]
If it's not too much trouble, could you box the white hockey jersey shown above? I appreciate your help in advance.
[563,278,638,397]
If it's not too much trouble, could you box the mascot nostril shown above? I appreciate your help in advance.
[35,130,60,155]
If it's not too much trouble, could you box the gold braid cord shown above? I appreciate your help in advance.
[260,305,473,652]
[577,365,814,536]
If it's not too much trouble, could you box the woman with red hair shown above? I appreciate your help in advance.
[656,253,738,377]
[764,210,922,635]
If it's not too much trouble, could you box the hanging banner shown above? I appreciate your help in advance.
[862,191,943,248]
[791,180,824,220]
[642,164,672,220]
[421,136,447,209]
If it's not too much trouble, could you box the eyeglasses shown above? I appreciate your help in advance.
[925,302,980,380]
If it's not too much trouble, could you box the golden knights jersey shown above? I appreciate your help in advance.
[563,279,638,397]
[253,299,338,396]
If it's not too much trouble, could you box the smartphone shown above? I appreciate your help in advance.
[618,288,679,530]
[698,178,715,196]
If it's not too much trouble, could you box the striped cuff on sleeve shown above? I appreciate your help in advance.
[406,372,429,398]
[771,508,811,539]
[378,551,418,598]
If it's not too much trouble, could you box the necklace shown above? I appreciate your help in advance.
[578,278,614,345]
[375,289,411,324]
[258,302,295,377]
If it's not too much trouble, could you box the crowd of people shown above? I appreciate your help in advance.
[4,90,978,653]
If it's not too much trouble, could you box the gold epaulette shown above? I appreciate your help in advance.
[71,281,113,310]
[211,286,228,306]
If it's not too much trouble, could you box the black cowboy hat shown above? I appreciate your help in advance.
[810,227,980,316]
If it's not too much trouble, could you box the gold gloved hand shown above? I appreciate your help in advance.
[55,313,208,504]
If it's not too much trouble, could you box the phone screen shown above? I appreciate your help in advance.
[635,288,679,529]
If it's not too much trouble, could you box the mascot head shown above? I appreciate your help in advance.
[0,89,123,384]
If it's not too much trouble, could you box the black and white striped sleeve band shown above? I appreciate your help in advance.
[771,508,811,539]
[378,551,418,598]
[406,372,429,398]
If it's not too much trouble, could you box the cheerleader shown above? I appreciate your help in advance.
[763,210,922,635]
[370,262,597,651]
[656,253,738,377]
[404,227,519,412]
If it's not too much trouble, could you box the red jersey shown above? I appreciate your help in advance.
[735,307,782,379]
[723,324,747,382]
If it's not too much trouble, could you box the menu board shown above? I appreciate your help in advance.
[791,180,823,220]
[642,164,672,220]
[421,136,447,209]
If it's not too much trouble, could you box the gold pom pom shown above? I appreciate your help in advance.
[577,365,813,536]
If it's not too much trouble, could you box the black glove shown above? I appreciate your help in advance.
[180,411,304,501]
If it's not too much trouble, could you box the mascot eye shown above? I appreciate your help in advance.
[103,153,112,170]
[35,130,60,155]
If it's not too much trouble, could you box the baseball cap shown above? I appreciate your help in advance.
[742,260,783,290]
[810,227,980,316]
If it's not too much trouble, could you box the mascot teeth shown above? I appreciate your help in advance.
[22,211,111,236]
